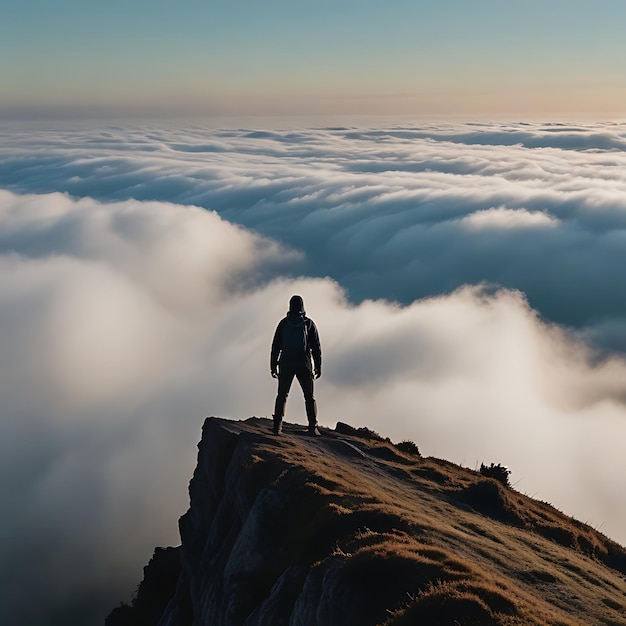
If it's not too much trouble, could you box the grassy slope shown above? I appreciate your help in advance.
[235,417,626,626]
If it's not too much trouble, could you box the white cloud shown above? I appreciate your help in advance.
[0,188,626,625]
[460,206,558,229]
[0,191,297,624]
[2,122,626,342]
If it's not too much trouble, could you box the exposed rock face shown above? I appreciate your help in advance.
[108,417,626,626]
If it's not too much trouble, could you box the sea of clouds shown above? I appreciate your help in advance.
[2,121,626,625]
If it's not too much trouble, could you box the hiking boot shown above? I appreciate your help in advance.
[307,425,321,436]
[272,415,283,435]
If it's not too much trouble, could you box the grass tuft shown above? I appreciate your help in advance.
[480,462,511,486]
[395,440,421,457]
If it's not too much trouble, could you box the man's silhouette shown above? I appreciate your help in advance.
[271,295,322,435]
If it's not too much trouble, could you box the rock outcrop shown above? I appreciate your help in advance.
[107,417,626,626]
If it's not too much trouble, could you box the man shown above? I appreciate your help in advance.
[270,295,322,436]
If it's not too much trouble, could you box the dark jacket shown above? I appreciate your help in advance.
[271,312,321,372]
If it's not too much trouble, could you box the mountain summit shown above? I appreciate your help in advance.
[107,417,626,625]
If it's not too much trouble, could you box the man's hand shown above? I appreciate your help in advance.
[271,368,278,379]
[315,368,321,380]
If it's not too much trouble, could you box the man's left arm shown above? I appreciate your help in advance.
[308,319,322,378]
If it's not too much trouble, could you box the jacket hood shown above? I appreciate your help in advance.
[288,295,305,315]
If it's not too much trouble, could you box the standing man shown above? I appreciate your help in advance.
[271,295,322,436]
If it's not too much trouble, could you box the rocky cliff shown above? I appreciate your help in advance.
[107,417,626,626]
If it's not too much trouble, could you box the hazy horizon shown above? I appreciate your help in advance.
[4,1,626,120]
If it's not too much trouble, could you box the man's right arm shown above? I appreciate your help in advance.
[270,320,283,376]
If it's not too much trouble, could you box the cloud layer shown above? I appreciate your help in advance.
[1,122,626,624]
[2,122,626,350]
[0,190,298,624]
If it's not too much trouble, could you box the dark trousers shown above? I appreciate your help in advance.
[274,365,317,425]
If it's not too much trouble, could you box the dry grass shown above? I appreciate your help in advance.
[385,579,522,626]
[225,417,626,625]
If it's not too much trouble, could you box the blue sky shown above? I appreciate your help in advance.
[2,0,626,119]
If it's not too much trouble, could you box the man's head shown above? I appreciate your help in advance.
[289,295,305,315]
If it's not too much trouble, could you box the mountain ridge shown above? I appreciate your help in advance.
[107,417,626,626]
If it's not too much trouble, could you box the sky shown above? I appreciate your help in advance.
[2,1,626,119]
[2,122,626,625]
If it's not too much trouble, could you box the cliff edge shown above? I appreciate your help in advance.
[107,417,626,626]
